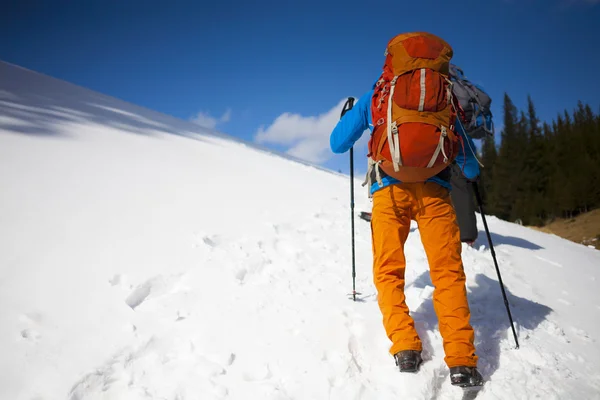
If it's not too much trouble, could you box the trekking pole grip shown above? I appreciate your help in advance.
[341,97,355,118]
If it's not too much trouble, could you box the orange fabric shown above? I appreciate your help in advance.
[367,32,458,183]
[401,35,444,60]
[370,120,459,183]
[394,69,447,112]
[387,32,453,75]
[370,182,478,368]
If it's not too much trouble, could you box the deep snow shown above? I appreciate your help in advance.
[1,61,600,400]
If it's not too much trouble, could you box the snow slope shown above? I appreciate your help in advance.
[1,61,599,400]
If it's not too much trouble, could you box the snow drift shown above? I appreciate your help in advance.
[1,60,599,400]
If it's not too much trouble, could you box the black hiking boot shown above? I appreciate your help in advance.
[449,366,484,388]
[394,350,422,373]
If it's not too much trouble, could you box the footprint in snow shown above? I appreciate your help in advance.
[541,320,570,344]
[428,362,450,400]
[69,337,231,399]
[193,232,222,250]
[271,222,295,235]
[235,268,248,283]
[108,274,122,286]
[570,327,595,342]
[342,310,365,375]
[108,274,136,291]
[243,363,272,381]
[565,352,586,364]
[124,273,187,310]
[125,284,152,309]
[231,244,274,285]
[175,309,191,322]
[20,328,41,343]
[18,312,44,343]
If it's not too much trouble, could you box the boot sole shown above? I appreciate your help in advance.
[399,360,422,373]
[399,366,420,373]
[451,378,484,389]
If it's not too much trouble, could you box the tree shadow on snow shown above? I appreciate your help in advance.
[410,272,552,380]
[0,62,220,143]
[0,63,350,177]
[475,231,544,251]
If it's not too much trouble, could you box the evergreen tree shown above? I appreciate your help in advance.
[550,112,577,218]
[523,95,548,225]
[510,111,530,223]
[479,135,497,209]
[480,93,600,224]
[540,122,554,218]
[571,102,599,212]
[491,93,520,221]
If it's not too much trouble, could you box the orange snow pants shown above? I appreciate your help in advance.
[370,182,478,368]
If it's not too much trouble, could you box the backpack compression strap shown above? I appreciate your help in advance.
[387,75,402,172]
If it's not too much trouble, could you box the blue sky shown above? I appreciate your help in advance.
[2,0,599,175]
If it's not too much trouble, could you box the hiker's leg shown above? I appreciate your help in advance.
[371,185,421,355]
[413,182,478,368]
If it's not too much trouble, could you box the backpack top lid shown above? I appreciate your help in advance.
[384,32,454,76]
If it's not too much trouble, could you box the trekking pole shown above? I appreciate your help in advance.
[340,97,357,301]
[472,181,520,349]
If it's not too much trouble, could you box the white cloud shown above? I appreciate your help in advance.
[220,108,231,123]
[254,98,370,164]
[190,108,231,129]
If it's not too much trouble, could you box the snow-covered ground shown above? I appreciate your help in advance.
[1,60,599,400]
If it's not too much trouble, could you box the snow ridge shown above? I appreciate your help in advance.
[1,60,600,400]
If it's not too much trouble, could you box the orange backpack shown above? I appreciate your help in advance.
[366,32,460,187]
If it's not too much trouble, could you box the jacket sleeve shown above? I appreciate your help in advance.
[330,90,373,154]
[454,122,480,181]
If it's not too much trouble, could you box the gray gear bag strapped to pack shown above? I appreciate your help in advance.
[449,64,494,139]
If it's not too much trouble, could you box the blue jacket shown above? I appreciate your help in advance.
[330,87,480,195]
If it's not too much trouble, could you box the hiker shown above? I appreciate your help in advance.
[330,32,484,388]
